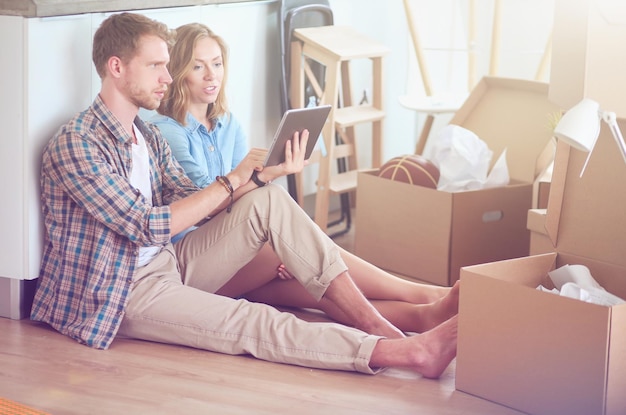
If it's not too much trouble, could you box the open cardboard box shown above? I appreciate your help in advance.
[354,76,560,286]
[456,124,626,415]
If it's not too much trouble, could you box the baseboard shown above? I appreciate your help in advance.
[0,276,37,320]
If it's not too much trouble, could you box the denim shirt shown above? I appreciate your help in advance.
[151,112,248,242]
[151,112,248,188]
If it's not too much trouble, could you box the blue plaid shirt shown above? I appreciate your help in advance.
[31,95,200,349]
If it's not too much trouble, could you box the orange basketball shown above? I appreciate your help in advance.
[378,154,440,188]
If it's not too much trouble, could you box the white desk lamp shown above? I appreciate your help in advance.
[553,98,626,177]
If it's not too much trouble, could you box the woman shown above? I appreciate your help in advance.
[153,22,457,334]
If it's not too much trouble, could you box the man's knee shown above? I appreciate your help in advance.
[248,183,291,206]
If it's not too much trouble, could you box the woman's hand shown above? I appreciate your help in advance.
[259,129,310,183]
[276,263,295,280]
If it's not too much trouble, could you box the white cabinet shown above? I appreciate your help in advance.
[0,14,95,318]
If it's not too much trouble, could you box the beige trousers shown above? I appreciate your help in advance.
[118,185,380,374]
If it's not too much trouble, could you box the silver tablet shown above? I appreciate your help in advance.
[264,104,332,166]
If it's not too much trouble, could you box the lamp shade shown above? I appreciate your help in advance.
[553,98,600,152]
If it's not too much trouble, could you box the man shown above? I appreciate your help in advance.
[31,12,457,379]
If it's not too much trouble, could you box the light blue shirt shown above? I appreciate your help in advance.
[151,112,248,188]
[151,112,248,242]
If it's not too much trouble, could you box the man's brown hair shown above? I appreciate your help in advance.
[92,12,173,79]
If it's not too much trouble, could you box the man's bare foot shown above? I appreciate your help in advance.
[409,315,458,378]
[369,315,458,379]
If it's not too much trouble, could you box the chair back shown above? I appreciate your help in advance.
[278,0,334,114]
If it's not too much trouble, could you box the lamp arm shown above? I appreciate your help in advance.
[602,111,626,165]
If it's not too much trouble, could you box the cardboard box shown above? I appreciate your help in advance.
[456,123,626,415]
[535,180,551,209]
[532,137,555,210]
[550,0,626,118]
[354,76,560,286]
[527,208,552,255]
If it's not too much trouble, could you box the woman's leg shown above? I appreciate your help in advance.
[210,243,458,333]
[240,277,458,333]
[336,246,449,304]
[215,243,450,305]
[210,239,457,333]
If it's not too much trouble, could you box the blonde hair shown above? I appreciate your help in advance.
[157,23,230,125]
[92,12,172,79]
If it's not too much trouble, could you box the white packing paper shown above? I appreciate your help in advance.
[548,264,603,290]
[429,124,510,192]
[538,264,626,306]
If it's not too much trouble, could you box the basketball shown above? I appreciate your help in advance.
[378,154,440,189]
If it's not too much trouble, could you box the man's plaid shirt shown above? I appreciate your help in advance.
[31,95,199,349]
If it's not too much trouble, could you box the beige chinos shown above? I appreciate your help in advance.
[118,184,381,374]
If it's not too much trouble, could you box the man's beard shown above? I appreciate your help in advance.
[127,82,161,111]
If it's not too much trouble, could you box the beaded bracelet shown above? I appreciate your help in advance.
[216,175,234,213]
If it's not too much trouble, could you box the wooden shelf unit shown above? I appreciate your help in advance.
[290,25,389,232]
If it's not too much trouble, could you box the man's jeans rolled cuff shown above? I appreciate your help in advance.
[356,335,384,374]
[303,261,349,301]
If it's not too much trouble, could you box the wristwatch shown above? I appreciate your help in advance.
[251,170,267,187]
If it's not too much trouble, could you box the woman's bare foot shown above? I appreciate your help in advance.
[421,281,460,332]
[408,281,460,333]
[369,315,458,379]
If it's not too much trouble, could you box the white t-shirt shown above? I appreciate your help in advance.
[130,125,161,267]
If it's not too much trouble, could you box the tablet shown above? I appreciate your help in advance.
[264,104,332,166]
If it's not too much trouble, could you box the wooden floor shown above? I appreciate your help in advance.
[0,210,524,415]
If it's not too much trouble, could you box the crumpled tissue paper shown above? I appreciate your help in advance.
[429,124,510,192]
[537,264,625,306]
